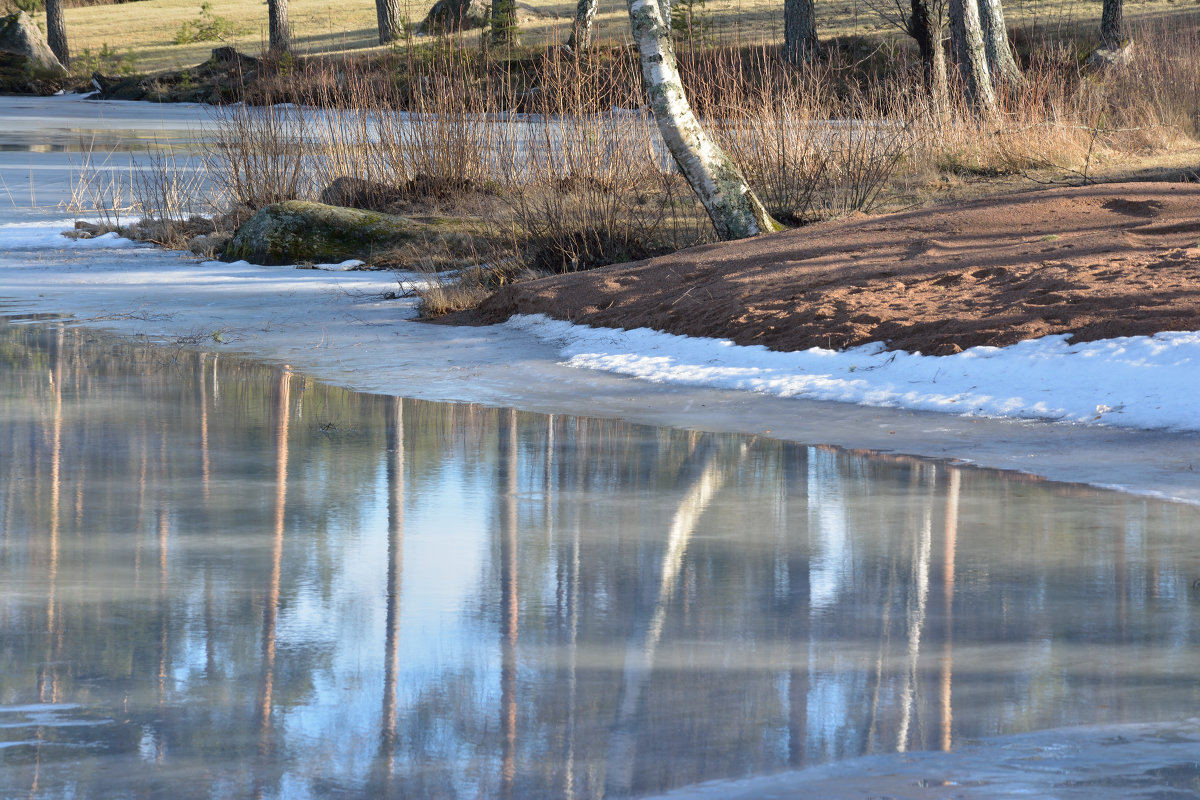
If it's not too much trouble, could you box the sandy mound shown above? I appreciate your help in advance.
[463,182,1200,355]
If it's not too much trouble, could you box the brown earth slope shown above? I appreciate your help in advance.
[463,182,1200,355]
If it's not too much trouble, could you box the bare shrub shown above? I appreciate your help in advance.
[131,149,225,248]
[694,48,922,223]
[504,50,711,272]
[208,98,311,209]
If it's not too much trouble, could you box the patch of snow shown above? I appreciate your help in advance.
[503,314,1200,432]
[0,220,144,249]
[311,259,365,271]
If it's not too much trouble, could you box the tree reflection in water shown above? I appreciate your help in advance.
[0,318,1198,799]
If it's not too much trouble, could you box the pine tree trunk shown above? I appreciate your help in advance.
[268,0,290,55]
[45,0,69,68]
[627,0,781,239]
[978,0,1021,90]
[783,0,818,64]
[948,0,996,115]
[376,0,404,44]
[567,0,599,49]
[909,0,949,112]
[490,0,519,45]
[1100,0,1124,47]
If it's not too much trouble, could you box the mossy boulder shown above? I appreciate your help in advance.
[416,0,553,33]
[0,11,69,94]
[224,200,428,265]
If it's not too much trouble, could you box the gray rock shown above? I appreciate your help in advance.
[224,200,428,265]
[416,0,490,34]
[1087,39,1134,70]
[0,11,69,92]
[416,0,553,33]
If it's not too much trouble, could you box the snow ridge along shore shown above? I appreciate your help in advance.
[505,314,1200,431]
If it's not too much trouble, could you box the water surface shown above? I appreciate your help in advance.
[3,318,1199,799]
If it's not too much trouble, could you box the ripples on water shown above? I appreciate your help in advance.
[1,317,1198,799]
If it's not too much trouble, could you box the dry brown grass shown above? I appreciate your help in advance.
[39,0,1200,74]
[64,14,1200,319]
[413,263,498,317]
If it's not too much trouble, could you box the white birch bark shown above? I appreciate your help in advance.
[948,0,996,115]
[567,0,599,49]
[628,0,781,239]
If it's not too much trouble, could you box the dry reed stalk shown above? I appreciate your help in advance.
[66,138,137,229]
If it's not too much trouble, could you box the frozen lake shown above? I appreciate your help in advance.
[2,94,1200,799]
[3,320,1200,799]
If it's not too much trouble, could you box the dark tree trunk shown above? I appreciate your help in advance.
[45,0,69,68]
[979,0,1021,90]
[1100,0,1124,47]
[909,0,949,111]
[376,0,404,44]
[268,0,290,55]
[948,0,996,115]
[784,0,818,64]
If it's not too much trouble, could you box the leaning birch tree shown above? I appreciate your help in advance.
[627,0,781,239]
[978,0,1021,90]
[948,0,996,115]
[45,0,69,68]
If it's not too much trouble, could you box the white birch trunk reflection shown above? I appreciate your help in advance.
[254,367,291,799]
[897,465,934,753]
[378,396,406,787]
[605,440,743,794]
[499,408,519,800]
[940,468,960,751]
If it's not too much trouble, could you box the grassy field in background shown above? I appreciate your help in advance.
[19,0,1195,73]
